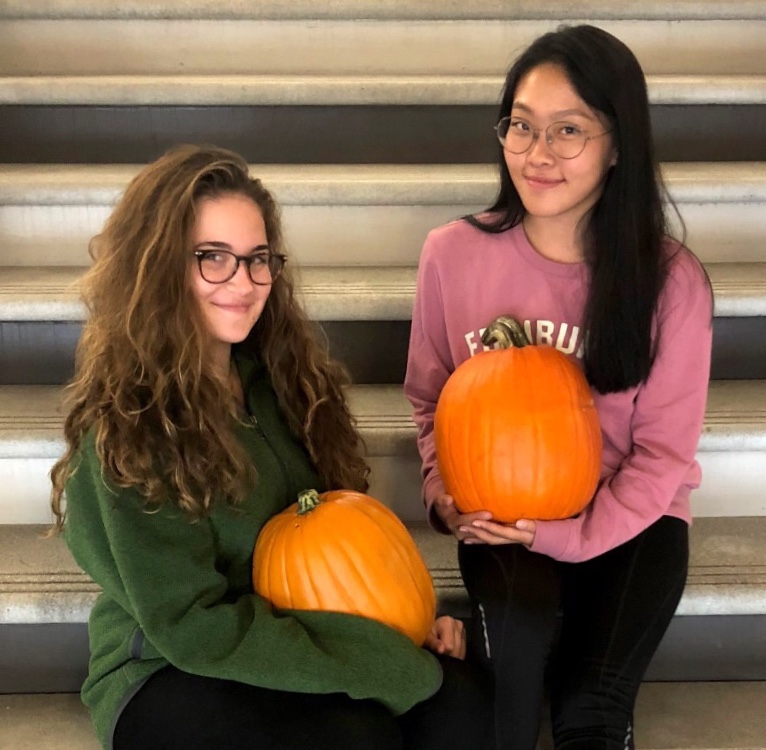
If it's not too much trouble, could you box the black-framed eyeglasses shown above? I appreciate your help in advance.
[495,116,613,160]
[194,249,287,285]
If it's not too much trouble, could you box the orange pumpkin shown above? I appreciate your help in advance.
[253,488,436,646]
[434,316,602,522]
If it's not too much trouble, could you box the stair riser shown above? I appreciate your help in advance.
[2,105,766,164]
[2,450,764,525]
[2,614,765,694]
[4,19,766,76]
[2,318,766,386]
[3,202,765,267]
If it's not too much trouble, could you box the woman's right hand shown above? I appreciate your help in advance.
[433,493,492,542]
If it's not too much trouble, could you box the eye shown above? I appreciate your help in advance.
[248,251,270,267]
[553,123,583,138]
[200,251,228,265]
[509,118,532,133]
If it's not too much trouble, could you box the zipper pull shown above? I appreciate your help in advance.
[249,414,264,436]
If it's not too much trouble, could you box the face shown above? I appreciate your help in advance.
[190,193,272,365]
[504,63,617,232]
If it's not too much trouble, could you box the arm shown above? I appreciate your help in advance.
[65,444,441,714]
[404,238,491,536]
[470,251,713,562]
[404,238,453,531]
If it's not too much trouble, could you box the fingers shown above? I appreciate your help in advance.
[461,519,536,547]
[433,494,493,541]
[426,616,467,660]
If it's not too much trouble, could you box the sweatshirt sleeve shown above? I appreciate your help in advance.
[531,250,713,562]
[64,443,441,715]
[404,233,454,532]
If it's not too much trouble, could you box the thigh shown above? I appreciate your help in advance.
[398,654,495,750]
[459,542,562,750]
[114,665,402,750]
[551,516,689,750]
[458,542,562,669]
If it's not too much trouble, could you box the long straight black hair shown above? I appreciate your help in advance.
[468,24,678,393]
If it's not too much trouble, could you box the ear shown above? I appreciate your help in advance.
[609,148,618,168]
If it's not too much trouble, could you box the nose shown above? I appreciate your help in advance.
[230,258,255,287]
[527,127,555,162]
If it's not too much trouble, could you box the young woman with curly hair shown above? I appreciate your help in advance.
[51,145,493,750]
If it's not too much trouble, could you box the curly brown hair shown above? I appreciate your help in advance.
[50,145,369,529]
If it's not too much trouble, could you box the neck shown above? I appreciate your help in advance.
[522,215,586,264]
[210,342,233,380]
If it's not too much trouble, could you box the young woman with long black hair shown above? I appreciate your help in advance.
[405,25,713,750]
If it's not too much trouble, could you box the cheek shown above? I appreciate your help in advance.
[188,268,209,305]
[504,152,525,187]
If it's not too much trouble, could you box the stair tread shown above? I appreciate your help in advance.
[2,162,764,205]
[2,681,766,750]
[2,73,766,106]
[2,163,763,266]
[1,381,764,459]
[1,262,763,321]
[3,1,765,21]
[0,516,764,623]
[3,681,766,750]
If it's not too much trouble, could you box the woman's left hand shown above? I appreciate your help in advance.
[460,519,537,547]
[424,615,467,660]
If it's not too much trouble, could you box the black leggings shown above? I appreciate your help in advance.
[459,516,689,750]
[114,653,494,750]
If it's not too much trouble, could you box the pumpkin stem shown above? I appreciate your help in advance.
[480,316,530,349]
[297,489,321,515]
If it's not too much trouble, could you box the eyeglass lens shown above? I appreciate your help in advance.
[496,117,590,159]
[197,251,284,284]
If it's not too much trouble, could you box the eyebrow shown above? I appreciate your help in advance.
[195,241,270,252]
[511,102,596,120]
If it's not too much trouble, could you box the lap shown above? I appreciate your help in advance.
[114,654,494,750]
[114,666,401,750]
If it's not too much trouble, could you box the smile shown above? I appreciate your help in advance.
[524,175,564,189]
[213,303,252,313]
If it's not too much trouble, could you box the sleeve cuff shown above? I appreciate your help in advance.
[529,519,574,560]
[423,474,451,535]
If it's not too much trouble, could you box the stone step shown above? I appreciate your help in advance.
[2,1,766,78]
[2,517,765,690]
[2,517,765,626]
[0,381,764,524]
[1,163,765,266]
[3,317,765,388]
[3,0,764,21]
[2,74,766,106]
[2,681,766,750]
[1,262,764,323]
[3,32,766,80]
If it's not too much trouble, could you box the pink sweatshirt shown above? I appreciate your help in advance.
[404,219,713,563]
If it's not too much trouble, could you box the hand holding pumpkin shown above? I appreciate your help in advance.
[462,518,537,547]
[432,492,492,541]
[424,615,467,660]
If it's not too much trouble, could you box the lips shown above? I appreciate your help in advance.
[524,174,564,188]
[213,303,252,314]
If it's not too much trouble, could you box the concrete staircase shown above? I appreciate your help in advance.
[1,2,765,748]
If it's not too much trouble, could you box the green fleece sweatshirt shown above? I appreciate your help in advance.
[63,357,441,749]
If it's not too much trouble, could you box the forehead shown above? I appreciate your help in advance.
[193,194,266,240]
[512,63,596,119]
